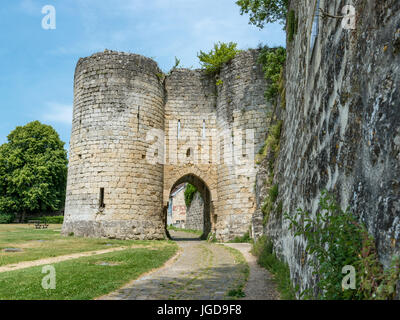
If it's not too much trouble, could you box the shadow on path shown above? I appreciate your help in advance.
[169,230,201,242]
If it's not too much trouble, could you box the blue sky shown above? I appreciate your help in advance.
[0,0,285,152]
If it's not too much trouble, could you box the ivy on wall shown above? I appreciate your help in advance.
[184,184,198,207]
[287,9,298,42]
[255,119,283,225]
[257,46,286,106]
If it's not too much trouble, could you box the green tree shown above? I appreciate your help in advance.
[197,42,241,74]
[0,121,68,222]
[236,0,289,28]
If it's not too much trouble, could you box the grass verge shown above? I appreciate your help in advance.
[228,231,252,243]
[252,236,296,300]
[0,224,155,266]
[167,226,203,236]
[222,245,250,299]
[0,243,178,300]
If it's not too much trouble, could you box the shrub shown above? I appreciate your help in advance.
[198,42,241,74]
[257,121,283,226]
[0,213,15,224]
[257,120,282,164]
[207,232,217,243]
[40,216,64,224]
[257,46,286,105]
[285,191,400,300]
[287,9,297,42]
[231,231,252,243]
[172,56,181,69]
[269,184,279,203]
[262,184,279,224]
[227,288,246,298]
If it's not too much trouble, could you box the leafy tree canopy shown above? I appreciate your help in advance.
[236,0,289,28]
[0,121,68,219]
[198,42,241,74]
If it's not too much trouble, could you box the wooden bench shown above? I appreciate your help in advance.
[28,220,49,229]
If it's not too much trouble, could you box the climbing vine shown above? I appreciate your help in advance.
[257,46,286,106]
[184,183,197,207]
[256,120,283,225]
[261,184,278,225]
[257,120,282,167]
[255,46,286,227]
[287,9,298,42]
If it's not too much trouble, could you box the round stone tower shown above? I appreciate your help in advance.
[62,50,166,240]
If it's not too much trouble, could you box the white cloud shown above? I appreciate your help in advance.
[41,102,73,125]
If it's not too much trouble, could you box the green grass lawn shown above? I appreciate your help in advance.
[167,225,203,236]
[0,245,178,300]
[222,245,250,299]
[0,224,157,266]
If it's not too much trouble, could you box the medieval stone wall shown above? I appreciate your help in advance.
[163,68,218,210]
[63,49,270,241]
[186,192,205,231]
[261,0,400,295]
[215,50,271,240]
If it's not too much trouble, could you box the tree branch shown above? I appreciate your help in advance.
[318,8,345,19]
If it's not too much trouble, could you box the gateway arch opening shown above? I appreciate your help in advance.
[165,174,212,240]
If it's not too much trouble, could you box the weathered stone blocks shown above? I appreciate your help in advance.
[63,50,165,240]
[63,49,270,241]
[262,0,400,296]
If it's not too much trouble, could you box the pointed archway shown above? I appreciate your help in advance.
[165,173,213,239]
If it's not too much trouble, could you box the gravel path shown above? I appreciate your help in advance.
[98,231,248,300]
[99,231,280,300]
[223,243,280,300]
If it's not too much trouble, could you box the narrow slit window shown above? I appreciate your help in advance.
[231,133,235,162]
[137,106,140,132]
[99,188,105,208]
[202,120,206,139]
[177,120,181,139]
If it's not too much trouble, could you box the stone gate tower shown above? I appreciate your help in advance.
[62,49,270,241]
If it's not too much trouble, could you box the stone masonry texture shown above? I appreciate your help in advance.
[259,0,400,296]
[62,49,270,241]
[185,192,204,231]
[61,2,399,297]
